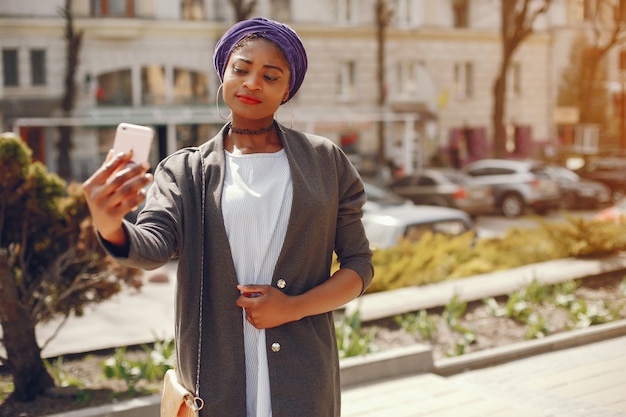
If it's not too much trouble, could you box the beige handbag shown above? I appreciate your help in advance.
[161,369,204,417]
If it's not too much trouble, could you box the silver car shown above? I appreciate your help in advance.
[463,159,561,217]
[362,204,474,249]
[387,168,494,216]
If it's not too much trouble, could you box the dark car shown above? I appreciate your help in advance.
[574,156,626,203]
[363,181,412,209]
[387,168,494,216]
[463,159,561,217]
[544,165,611,210]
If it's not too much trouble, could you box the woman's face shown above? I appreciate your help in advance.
[222,38,291,121]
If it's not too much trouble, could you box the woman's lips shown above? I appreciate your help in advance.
[236,94,261,104]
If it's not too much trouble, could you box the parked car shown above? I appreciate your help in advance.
[387,168,494,216]
[361,204,474,249]
[574,156,626,203]
[363,181,412,209]
[462,159,561,218]
[544,165,611,210]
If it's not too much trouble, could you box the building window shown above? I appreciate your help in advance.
[338,0,358,24]
[2,49,19,87]
[396,0,419,27]
[176,124,212,149]
[396,61,419,97]
[173,68,209,104]
[583,0,597,21]
[92,0,135,17]
[30,49,46,86]
[96,69,132,106]
[454,61,473,100]
[452,0,469,28]
[507,62,522,98]
[337,61,356,100]
[181,0,205,20]
[270,0,291,22]
[141,65,166,105]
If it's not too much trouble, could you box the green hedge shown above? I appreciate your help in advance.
[354,215,626,294]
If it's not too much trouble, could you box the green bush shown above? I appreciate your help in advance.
[363,215,626,293]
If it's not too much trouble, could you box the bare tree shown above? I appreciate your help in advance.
[492,0,553,158]
[577,0,626,139]
[56,0,83,181]
[228,0,257,21]
[375,0,393,166]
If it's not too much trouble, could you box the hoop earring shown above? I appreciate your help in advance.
[215,84,232,120]
[276,100,294,132]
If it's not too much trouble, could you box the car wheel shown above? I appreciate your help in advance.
[500,193,525,218]
[559,193,576,210]
[611,188,626,203]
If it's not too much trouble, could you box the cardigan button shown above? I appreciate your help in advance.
[271,342,281,352]
[277,279,286,289]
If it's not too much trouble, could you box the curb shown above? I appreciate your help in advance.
[347,255,626,322]
[433,319,626,376]
[44,394,162,417]
[340,344,433,388]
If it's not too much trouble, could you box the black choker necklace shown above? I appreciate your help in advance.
[229,122,275,135]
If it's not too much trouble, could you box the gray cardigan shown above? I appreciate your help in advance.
[113,124,374,417]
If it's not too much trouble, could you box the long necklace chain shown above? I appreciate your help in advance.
[229,122,275,135]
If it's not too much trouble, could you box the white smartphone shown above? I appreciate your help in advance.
[112,123,154,164]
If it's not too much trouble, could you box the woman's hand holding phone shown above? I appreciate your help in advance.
[82,123,154,246]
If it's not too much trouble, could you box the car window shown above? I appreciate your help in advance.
[417,176,436,186]
[392,177,413,186]
[467,167,513,176]
[554,167,579,182]
[529,168,552,179]
[432,220,469,236]
[404,224,432,241]
[404,220,468,243]
[441,171,465,184]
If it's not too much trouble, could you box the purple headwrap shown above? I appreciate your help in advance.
[213,17,308,102]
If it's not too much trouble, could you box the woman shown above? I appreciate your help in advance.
[82,17,373,417]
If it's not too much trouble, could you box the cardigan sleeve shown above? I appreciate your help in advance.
[333,146,375,293]
[104,148,198,271]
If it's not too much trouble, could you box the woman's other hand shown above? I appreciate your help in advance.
[82,150,152,246]
[236,284,299,329]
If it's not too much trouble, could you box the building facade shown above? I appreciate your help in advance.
[0,0,618,181]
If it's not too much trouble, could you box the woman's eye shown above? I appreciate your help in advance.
[233,66,246,74]
[264,75,279,81]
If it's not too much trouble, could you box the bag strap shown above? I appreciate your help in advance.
[191,149,205,412]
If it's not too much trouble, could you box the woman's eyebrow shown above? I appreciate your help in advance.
[234,58,284,73]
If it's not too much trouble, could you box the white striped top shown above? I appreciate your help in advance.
[222,148,292,417]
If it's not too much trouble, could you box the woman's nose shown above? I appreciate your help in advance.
[243,73,261,90]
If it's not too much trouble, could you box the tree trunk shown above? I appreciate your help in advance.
[0,255,55,401]
[579,49,601,124]
[492,68,507,158]
[375,0,390,168]
[56,125,73,182]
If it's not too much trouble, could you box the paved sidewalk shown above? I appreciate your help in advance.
[342,335,626,417]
